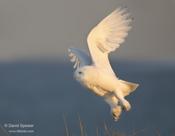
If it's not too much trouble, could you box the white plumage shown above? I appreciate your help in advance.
[68,8,139,121]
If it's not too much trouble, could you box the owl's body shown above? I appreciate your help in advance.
[68,8,139,121]
[75,66,117,95]
[80,68,136,97]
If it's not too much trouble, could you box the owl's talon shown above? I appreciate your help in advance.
[122,100,131,111]
[112,106,122,121]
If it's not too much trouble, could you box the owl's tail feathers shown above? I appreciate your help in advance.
[119,80,139,97]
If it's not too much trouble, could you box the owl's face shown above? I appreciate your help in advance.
[74,66,96,83]
[74,68,86,82]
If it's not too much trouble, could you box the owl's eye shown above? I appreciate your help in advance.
[78,71,82,74]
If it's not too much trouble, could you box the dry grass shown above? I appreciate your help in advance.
[62,115,164,136]
[0,117,163,136]
[63,115,125,136]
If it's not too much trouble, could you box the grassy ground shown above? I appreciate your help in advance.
[62,115,151,136]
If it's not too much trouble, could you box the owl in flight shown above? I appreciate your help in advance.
[68,8,139,121]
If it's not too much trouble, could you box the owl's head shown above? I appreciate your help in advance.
[74,66,97,83]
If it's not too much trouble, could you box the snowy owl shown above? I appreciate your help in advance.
[68,8,139,121]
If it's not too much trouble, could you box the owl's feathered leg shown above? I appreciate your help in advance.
[113,90,131,111]
[104,93,122,121]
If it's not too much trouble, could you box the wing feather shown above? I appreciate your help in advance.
[68,47,91,69]
[87,8,132,74]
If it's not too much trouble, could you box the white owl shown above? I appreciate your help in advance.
[68,8,139,121]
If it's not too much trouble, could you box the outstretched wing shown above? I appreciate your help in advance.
[68,47,91,69]
[87,8,132,74]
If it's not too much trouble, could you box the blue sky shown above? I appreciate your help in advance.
[0,0,175,61]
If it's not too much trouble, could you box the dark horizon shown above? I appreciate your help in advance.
[0,60,174,136]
